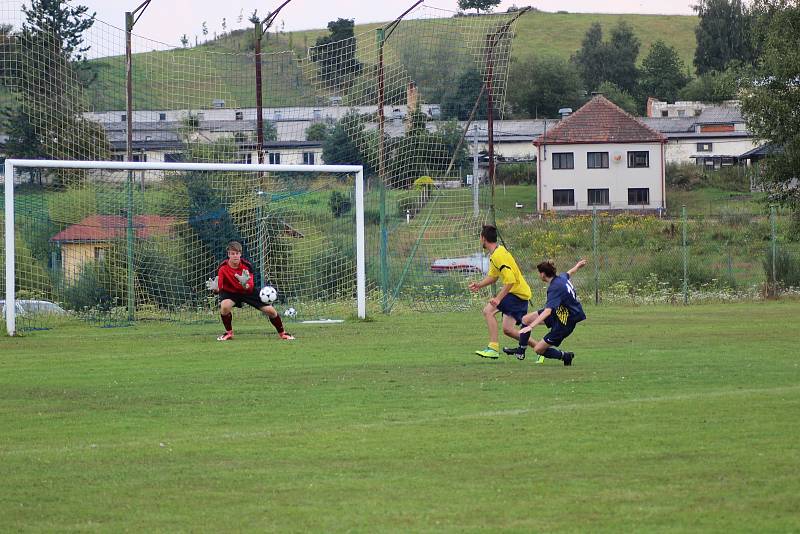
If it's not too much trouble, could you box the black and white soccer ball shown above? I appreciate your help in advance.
[259,285,277,304]
[284,307,297,318]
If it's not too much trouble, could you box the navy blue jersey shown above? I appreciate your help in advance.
[545,273,586,326]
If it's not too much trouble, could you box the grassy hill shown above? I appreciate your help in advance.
[79,10,697,112]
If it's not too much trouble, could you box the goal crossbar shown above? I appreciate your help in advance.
[4,159,366,336]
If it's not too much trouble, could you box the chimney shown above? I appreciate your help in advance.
[407,81,419,113]
[558,107,572,119]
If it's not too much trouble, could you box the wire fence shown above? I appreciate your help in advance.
[497,205,800,306]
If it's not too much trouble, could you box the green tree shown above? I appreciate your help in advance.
[322,112,372,175]
[305,122,331,142]
[596,81,638,115]
[678,63,748,102]
[571,22,605,93]
[741,0,800,213]
[605,21,640,95]
[1,107,46,183]
[458,0,501,13]
[639,40,691,102]
[572,21,640,95]
[506,55,584,118]
[21,0,95,61]
[310,19,362,90]
[694,0,756,75]
[441,68,493,120]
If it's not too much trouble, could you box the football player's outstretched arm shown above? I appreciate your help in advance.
[567,259,588,277]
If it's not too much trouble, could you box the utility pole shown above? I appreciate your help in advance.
[125,0,153,322]
[254,1,294,164]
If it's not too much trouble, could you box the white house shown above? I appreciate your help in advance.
[533,95,667,212]
[641,101,758,169]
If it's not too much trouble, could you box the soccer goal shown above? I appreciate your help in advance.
[3,159,365,336]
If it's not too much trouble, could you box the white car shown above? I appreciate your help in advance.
[1,299,67,318]
[430,253,489,275]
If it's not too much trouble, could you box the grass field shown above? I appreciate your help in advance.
[2,302,799,531]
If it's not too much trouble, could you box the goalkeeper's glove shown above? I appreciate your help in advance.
[205,276,219,292]
[234,269,251,289]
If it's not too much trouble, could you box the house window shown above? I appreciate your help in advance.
[159,113,167,121]
[120,114,126,122]
[628,188,650,205]
[236,153,253,164]
[661,110,668,117]
[94,247,106,262]
[587,188,609,206]
[235,111,244,121]
[697,142,713,152]
[112,154,125,162]
[552,152,574,170]
[627,151,649,168]
[303,152,315,165]
[677,109,686,117]
[268,152,281,165]
[132,153,147,162]
[552,189,575,207]
[197,112,205,121]
[164,152,184,163]
[587,152,609,169]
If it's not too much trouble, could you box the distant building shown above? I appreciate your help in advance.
[533,95,667,212]
[50,215,178,282]
[642,100,758,169]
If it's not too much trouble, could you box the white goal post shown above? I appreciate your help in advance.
[4,159,366,336]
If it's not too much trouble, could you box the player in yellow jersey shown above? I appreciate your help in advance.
[468,225,533,359]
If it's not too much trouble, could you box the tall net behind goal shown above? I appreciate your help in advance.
[1,2,521,323]
[3,161,363,333]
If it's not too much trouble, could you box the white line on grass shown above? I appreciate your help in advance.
[2,384,798,456]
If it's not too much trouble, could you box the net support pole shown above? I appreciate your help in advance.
[4,160,16,336]
[473,124,479,217]
[255,21,265,164]
[377,28,389,314]
[125,11,136,321]
[355,169,366,319]
[485,33,496,227]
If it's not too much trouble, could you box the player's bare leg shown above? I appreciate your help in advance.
[475,303,501,358]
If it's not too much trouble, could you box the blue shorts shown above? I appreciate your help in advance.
[539,308,577,347]
[497,294,529,326]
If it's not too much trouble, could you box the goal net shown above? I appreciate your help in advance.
[3,160,365,335]
[0,2,521,320]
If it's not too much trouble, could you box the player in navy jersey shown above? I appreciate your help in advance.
[503,259,587,365]
[206,240,294,341]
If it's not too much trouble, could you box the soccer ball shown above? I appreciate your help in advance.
[284,307,297,318]
[259,285,277,304]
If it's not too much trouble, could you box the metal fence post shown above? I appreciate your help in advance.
[771,205,777,295]
[592,207,599,304]
[682,205,688,304]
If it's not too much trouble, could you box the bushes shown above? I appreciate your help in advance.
[764,246,800,289]
[666,163,750,192]
[496,162,535,185]
[329,190,352,217]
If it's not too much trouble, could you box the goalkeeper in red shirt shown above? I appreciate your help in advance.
[206,240,294,341]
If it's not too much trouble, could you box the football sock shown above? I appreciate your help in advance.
[488,342,500,352]
[221,313,232,331]
[519,330,531,350]
[543,347,564,360]
[269,314,284,333]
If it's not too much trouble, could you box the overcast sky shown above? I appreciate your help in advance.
[6,1,696,47]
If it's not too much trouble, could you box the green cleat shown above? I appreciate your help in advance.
[475,347,500,359]
[534,355,545,364]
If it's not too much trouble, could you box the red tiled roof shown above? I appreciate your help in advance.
[533,95,666,145]
[50,215,178,242]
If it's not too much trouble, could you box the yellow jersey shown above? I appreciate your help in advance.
[488,245,531,301]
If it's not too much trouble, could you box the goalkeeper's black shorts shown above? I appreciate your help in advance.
[218,290,266,309]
